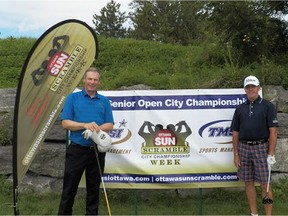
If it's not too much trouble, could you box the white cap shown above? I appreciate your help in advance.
[244,75,260,87]
[82,129,112,152]
[94,130,112,152]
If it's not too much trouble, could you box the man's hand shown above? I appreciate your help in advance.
[83,122,100,132]
[233,154,241,169]
[82,129,112,152]
[267,155,276,168]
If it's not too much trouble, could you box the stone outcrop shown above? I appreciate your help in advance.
[0,85,288,192]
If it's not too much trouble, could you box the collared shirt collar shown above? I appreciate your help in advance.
[82,88,99,99]
[244,95,262,104]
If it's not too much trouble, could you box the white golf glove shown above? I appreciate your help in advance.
[82,129,112,152]
[267,155,276,168]
[82,129,93,140]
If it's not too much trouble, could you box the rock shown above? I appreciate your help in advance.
[278,113,288,138]
[0,145,12,174]
[274,138,288,172]
[30,143,66,178]
[118,84,152,90]
[264,85,288,113]
[0,88,16,112]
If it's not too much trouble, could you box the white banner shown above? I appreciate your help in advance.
[99,88,256,189]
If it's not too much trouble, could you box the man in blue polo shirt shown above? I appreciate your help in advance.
[231,75,278,216]
[58,67,114,215]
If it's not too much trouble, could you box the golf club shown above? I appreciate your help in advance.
[262,164,273,205]
[93,144,112,216]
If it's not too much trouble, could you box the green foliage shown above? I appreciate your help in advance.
[0,37,35,88]
[0,175,13,196]
[0,129,11,146]
[0,175,13,215]
[205,1,288,64]
[128,0,206,45]
[1,183,288,215]
[96,37,190,90]
[92,0,127,38]
[125,1,288,65]
[0,113,13,146]
[272,178,288,200]
[1,36,288,91]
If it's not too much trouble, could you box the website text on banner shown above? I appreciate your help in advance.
[99,89,259,189]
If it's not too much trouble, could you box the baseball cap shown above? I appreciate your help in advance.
[82,129,112,152]
[244,75,260,87]
[94,130,112,152]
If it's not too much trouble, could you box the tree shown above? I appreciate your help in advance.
[203,1,288,64]
[92,0,127,38]
[128,0,157,41]
[170,1,207,45]
[128,0,206,45]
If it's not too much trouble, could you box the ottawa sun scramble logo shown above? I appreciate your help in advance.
[139,120,192,154]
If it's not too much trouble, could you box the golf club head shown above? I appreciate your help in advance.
[262,196,273,205]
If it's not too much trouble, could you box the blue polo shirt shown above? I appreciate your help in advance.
[61,89,114,146]
[231,96,278,141]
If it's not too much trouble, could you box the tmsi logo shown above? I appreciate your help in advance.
[198,120,232,144]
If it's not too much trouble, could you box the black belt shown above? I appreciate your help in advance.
[240,139,268,145]
[70,142,94,150]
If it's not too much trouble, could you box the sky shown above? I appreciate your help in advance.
[0,0,132,39]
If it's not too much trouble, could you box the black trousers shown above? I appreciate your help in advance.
[58,143,105,215]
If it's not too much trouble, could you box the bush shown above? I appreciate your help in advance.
[1,37,288,90]
[0,114,13,146]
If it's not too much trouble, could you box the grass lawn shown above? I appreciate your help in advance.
[1,186,288,215]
